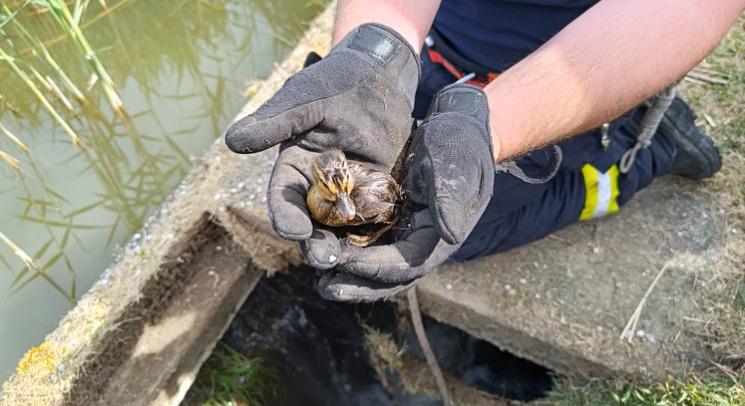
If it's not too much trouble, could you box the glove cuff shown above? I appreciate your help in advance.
[333,23,421,108]
[429,84,497,165]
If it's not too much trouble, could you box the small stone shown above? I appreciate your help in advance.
[636,329,645,337]
[508,289,516,296]
[534,293,541,299]
[261,196,267,203]
[339,289,344,295]
[596,326,604,332]
[592,246,601,254]
[560,316,567,325]
[329,255,337,262]
[248,193,256,200]
[230,188,237,194]
[504,284,512,291]
[446,283,453,290]
[520,278,527,285]
[237,182,245,189]
[216,246,223,251]
[213,193,222,201]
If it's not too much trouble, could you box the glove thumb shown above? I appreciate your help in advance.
[422,84,493,245]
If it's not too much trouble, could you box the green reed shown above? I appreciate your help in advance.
[0,0,325,305]
[0,1,133,301]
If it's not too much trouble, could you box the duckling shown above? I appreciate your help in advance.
[306,150,402,246]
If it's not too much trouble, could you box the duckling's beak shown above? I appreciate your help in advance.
[336,192,356,221]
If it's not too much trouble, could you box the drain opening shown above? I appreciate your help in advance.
[184,268,554,405]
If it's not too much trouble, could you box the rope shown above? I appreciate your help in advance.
[407,288,451,405]
[619,87,676,173]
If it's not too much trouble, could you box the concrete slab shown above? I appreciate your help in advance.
[417,179,726,381]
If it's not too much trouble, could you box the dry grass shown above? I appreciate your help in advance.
[677,15,745,371]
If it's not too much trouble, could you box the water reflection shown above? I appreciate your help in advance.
[0,0,324,379]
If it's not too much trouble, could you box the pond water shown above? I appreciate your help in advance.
[0,0,324,381]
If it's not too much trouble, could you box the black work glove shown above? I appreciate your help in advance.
[315,84,496,302]
[225,24,419,259]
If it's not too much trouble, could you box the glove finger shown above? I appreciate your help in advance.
[225,85,324,154]
[335,212,452,283]
[424,134,482,245]
[317,271,418,303]
[300,228,342,270]
[267,150,314,240]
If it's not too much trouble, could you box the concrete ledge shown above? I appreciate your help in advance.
[418,179,726,381]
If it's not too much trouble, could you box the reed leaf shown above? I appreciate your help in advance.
[0,46,85,147]
[10,238,54,289]
[0,121,30,153]
[45,75,75,110]
[40,0,127,117]
[0,230,38,273]
[0,3,86,102]
[0,148,20,170]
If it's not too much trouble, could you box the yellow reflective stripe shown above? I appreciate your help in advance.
[607,164,620,215]
[580,163,620,221]
[580,164,599,221]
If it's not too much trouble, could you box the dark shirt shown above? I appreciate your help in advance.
[433,0,599,72]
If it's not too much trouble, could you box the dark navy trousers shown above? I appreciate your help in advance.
[413,51,677,261]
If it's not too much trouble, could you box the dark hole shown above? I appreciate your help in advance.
[186,267,554,405]
[401,317,553,401]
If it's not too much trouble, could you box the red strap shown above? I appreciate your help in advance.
[426,49,498,89]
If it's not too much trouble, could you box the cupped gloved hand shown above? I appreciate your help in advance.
[314,84,496,302]
[225,24,419,264]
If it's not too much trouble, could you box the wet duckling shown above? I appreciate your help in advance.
[306,150,402,246]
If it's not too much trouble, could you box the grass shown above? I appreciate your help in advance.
[188,343,276,406]
[676,15,745,371]
[545,376,745,406]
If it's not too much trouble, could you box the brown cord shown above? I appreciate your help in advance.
[407,287,451,405]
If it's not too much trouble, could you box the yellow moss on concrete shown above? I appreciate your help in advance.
[16,342,60,376]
